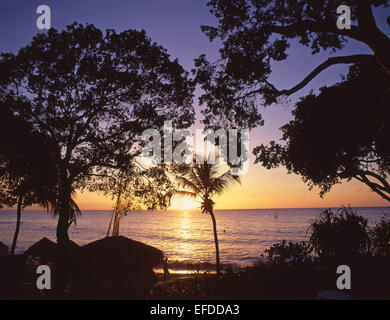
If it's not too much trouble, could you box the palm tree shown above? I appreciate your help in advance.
[10,182,81,254]
[0,105,80,254]
[173,155,240,274]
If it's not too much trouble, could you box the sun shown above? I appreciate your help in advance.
[171,196,199,210]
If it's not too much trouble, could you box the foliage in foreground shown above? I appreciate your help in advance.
[149,207,390,299]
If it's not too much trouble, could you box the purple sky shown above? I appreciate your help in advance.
[1,1,390,208]
[1,1,388,136]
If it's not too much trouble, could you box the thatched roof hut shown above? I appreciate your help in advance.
[0,242,8,256]
[24,237,57,260]
[24,237,80,263]
[72,236,164,298]
[81,236,163,268]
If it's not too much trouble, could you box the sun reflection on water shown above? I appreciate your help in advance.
[176,212,193,257]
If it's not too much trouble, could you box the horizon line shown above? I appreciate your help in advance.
[2,205,390,212]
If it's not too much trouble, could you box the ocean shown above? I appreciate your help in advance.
[1,207,389,269]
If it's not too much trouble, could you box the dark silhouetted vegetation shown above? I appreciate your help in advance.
[149,207,390,299]
[309,207,370,260]
[194,0,390,130]
[263,240,312,265]
[255,64,390,202]
[173,155,240,274]
[370,217,390,257]
[0,100,66,254]
[0,23,195,246]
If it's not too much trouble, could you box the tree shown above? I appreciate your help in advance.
[89,163,176,236]
[254,64,390,201]
[370,217,390,256]
[173,156,240,274]
[0,99,77,254]
[195,0,390,129]
[0,23,195,246]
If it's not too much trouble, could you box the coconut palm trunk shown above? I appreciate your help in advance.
[209,209,221,274]
[10,194,23,255]
[112,175,124,237]
[173,155,240,276]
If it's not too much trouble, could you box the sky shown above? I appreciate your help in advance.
[1,0,389,210]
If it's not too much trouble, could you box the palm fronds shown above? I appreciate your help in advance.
[173,154,241,202]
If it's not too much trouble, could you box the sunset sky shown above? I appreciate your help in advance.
[1,0,389,210]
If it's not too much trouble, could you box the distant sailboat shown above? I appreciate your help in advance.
[274,212,278,219]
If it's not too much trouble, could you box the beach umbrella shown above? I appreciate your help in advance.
[72,236,164,298]
[24,237,80,262]
[24,237,57,260]
[81,236,163,269]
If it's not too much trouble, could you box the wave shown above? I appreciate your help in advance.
[155,259,243,272]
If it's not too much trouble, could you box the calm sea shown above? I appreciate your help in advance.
[1,207,390,269]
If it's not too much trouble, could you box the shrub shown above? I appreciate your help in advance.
[308,207,370,260]
[264,240,312,265]
[370,217,390,257]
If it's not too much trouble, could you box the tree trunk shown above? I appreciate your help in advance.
[209,209,221,274]
[56,209,70,245]
[10,194,23,255]
[361,27,390,78]
[54,180,72,296]
[371,37,390,79]
[112,175,124,237]
[56,181,72,246]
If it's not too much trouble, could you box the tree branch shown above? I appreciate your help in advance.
[354,171,390,202]
[358,170,390,190]
[277,54,376,96]
[235,54,376,101]
[265,20,365,42]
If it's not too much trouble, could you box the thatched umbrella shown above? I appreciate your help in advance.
[24,237,57,261]
[72,236,164,298]
[24,237,80,263]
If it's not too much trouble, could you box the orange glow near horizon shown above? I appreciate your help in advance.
[62,168,389,210]
[171,197,200,211]
[14,164,389,212]
[65,164,390,211]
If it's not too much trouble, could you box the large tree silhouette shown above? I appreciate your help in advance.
[254,64,390,201]
[0,23,195,246]
[195,0,390,129]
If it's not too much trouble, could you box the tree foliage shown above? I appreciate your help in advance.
[173,155,240,273]
[173,155,240,214]
[0,99,80,253]
[0,99,59,210]
[195,0,390,129]
[89,163,176,213]
[370,217,390,256]
[264,240,312,265]
[254,64,390,201]
[0,23,195,242]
